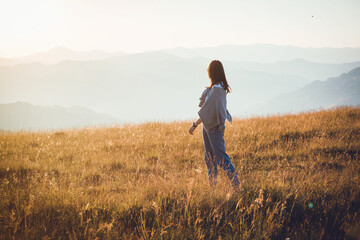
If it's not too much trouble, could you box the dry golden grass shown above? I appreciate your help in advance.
[1,107,360,239]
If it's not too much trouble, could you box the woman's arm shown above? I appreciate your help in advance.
[188,118,202,135]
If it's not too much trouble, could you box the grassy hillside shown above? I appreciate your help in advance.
[1,107,360,239]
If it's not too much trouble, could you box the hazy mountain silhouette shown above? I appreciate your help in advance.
[0,52,317,121]
[164,44,360,64]
[262,67,360,114]
[2,44,360,66]
[0,102,117,131]
[1,47,360,123]
[224,58,360,82]
[0,47,126,66]
[0,58,19,66]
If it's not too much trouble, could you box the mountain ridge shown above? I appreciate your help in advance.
[1,51,360,120]
[0,47,127,66]
[1,44,360,66]
[0,101,118,131]
[262,67,360,114]
[163,44,360,63]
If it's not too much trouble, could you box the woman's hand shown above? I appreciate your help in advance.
[188,123,197,135]
[188,118,202,135]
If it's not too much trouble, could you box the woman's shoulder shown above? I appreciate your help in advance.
[202,88,210,94]
[211,86,226,95]
[213,83,223,89]
[199,88,211,107]
[200,88,210,99]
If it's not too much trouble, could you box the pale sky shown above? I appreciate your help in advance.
[0,0,360,57]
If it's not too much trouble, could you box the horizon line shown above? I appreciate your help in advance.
[2,42,360,59]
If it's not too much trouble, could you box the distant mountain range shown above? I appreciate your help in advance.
[1,44,360,66]
[224,58,360,82]
[0,44,360,129]
[164,44,360,64]
[0,47,126,66]
[261,67,360,114]
[0,102,117,131]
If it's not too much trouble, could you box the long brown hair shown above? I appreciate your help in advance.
[207,60,231,93]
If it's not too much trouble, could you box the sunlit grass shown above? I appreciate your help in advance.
[1,107,360,239]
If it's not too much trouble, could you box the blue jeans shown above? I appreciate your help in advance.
[202,126,240,188]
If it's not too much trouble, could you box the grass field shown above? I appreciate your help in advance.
[1,107,360,239]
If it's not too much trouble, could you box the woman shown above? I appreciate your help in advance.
[188,60,240,189]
